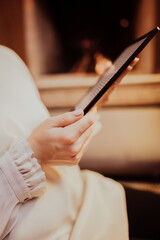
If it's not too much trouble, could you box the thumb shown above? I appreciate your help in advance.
[51,109,84,127]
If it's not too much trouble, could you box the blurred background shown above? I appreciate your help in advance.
[0,0,160,75]
[0,0,160,239]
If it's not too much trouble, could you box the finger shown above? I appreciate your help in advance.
[70,124,94,156]
[44,159,76,166]
[81,132,93,151]
[45,126,94,166]
[95,59,112,76]
[71,133,94,165]
[130,57,139,68]
[54,125,94,160]
[121,57,139,76]
[113,57,140,86]
[96,57,140,111]
[77,124,96,156]
[50,109,84,127]
[45,152,83,165]
[66,106,97,141]
[77,126,94,153]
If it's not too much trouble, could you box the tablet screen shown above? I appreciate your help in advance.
[74,27,159,114]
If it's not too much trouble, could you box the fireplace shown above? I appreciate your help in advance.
[36,0,138,73]
[25,0,160,75]
[0,0,159,75]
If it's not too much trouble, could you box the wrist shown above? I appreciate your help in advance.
[27,136,38,160]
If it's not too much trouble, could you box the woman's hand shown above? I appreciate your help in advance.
[95,54,139,110]
[28,107,97,166]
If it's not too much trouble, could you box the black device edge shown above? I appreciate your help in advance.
[75,27,159,115]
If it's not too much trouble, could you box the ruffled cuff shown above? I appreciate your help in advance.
[1,138,46,203]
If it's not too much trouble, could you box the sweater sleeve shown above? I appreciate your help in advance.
[0,138,46,239]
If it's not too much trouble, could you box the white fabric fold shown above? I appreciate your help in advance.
[0,138,46,239]
[8,138,46,200]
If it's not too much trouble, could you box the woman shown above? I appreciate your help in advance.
[0,45,137,240]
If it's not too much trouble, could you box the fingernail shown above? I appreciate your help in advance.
[73,109,84,116]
